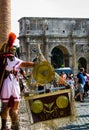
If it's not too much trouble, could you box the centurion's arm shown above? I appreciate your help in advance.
[19,61,35,68]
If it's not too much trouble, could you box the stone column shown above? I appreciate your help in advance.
[45,42,48,60]
[72,42,77,75]
[27,42,30,61]
[0,0,11,44]
[43,21,48,60]
[26,37,30,61]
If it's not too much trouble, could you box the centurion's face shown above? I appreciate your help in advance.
[9,47,16,55]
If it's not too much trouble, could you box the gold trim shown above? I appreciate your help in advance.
[24,89,71,100]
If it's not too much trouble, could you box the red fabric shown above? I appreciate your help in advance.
[0,53,13,57]
[8,96,14,107]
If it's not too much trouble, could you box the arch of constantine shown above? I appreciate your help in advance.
[0,0,88,75]
[18,17,89,74]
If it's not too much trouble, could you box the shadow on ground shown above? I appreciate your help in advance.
[58,123,89,130]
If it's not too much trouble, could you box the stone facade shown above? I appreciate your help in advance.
[18,17,89,74]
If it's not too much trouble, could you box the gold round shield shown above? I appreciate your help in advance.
[31,100,43,113]
[56,95,68,109]
[32,61,55,84]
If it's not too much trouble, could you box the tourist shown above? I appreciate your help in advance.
[75,68,85,102]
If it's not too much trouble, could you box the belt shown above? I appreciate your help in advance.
[5,70,17,77]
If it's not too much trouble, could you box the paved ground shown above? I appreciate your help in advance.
[58,97,89,130]
[0,96,89,130]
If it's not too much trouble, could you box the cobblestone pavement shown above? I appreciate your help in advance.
[0,96,89,130]
[58,97,89,130]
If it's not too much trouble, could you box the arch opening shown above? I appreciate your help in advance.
[51,46,70,68]
[78,57,87,70]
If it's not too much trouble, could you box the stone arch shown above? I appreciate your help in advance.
[51,45,71,68]
[78,57,87,70]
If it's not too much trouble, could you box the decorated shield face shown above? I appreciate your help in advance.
[32,61,55,84]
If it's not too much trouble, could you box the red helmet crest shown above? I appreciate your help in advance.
[7,32,16,48]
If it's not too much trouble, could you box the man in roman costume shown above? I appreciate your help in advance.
[0,32,34,130]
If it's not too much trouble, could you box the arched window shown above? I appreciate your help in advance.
[51,47,63,68]
[78,57,87,70]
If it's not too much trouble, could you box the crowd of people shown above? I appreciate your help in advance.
[57,67,89,103]
[34,67,89,103]
[75,68,89,102]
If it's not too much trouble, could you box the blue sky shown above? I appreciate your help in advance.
[11,0,89,46]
